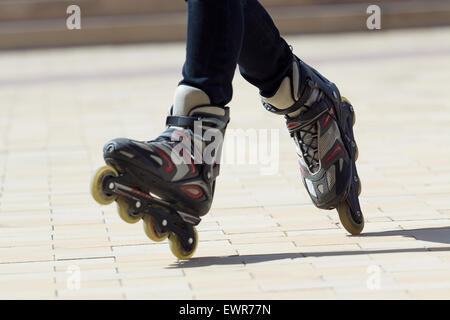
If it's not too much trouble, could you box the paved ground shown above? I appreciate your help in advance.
[0,27,449,300]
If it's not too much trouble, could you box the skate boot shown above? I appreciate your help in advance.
[261,55,364,234]
[91,85,230,259]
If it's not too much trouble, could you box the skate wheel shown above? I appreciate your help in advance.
[117,197,144,224]
[337,201,364,235]
[354,143,359,162]
[91,166,119,205]
[168,227,198,260]
[341,96,351,105]
[143,215,169,242]
[341,97,356,126]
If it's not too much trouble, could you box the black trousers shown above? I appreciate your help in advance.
[180,0,293,106]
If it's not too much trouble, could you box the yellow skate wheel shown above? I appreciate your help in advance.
[91,166,119,205]
[337,201,364,235]
[168,227,198,260]
[143,215,169,242]
[341,97,356,126]
[341,96,351,104]
[117,197,143,224]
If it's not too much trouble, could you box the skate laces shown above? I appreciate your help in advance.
[292,89,332,173]
[293,117,320,173]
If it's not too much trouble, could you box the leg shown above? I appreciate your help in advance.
[91,0,244,260]
[237,0,364,234]
[238,0,293,96]
[180,0,244,106]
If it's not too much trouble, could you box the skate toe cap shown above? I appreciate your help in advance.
[103,138,133,157]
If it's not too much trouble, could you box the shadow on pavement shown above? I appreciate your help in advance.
[169,226,450,268]
[358,226,450,245]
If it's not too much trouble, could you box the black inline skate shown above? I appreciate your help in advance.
[91,85,230,259]
[261,55,364,234]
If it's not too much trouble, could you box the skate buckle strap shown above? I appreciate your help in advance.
[166,115,197,128]
[166,115,228,130]
[285,102,329,134]
[262,95,310,116]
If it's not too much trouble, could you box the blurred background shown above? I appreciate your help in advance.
[1,0,450,49]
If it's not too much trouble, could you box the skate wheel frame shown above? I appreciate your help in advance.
[337,97,364,235]
[91,166,119,205]
[143,214,169,242]
[168,227,198,260]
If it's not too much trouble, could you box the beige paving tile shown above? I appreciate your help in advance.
[57,284,124,299]
[0,246,54,263]
[302,254,374,268]
[0,290,57,300]
[124,288,193,300]
[296,244,363,256]
[193,288,264,300]
[408,288,450,299]
[222,288,336,299]
[53,258,116,272]
[0,261,55,275]
[234,242,299,256]
[54,247,114,260]
[335,290,411,300]
[0,279,56,294]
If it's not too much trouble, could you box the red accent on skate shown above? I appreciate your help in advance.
[188,157,197,175]
[173,131,189,143]
[115,189,138,200]
[326,143,344,163]
[323,115,331,127]
[183,215,200,224]
[154,147,174,173]
[323,106,336,127]
[287,122,300,129]
[130,188,154,200]
[115,188,153,201]
[181,185,204,199]
[300,166,306,174]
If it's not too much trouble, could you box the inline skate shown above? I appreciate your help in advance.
[91,85,230,259]
[261,55,364,234]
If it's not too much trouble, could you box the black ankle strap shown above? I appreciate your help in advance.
[262,96,309,116]
[166,115,197,127]
[166,109,230,130]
